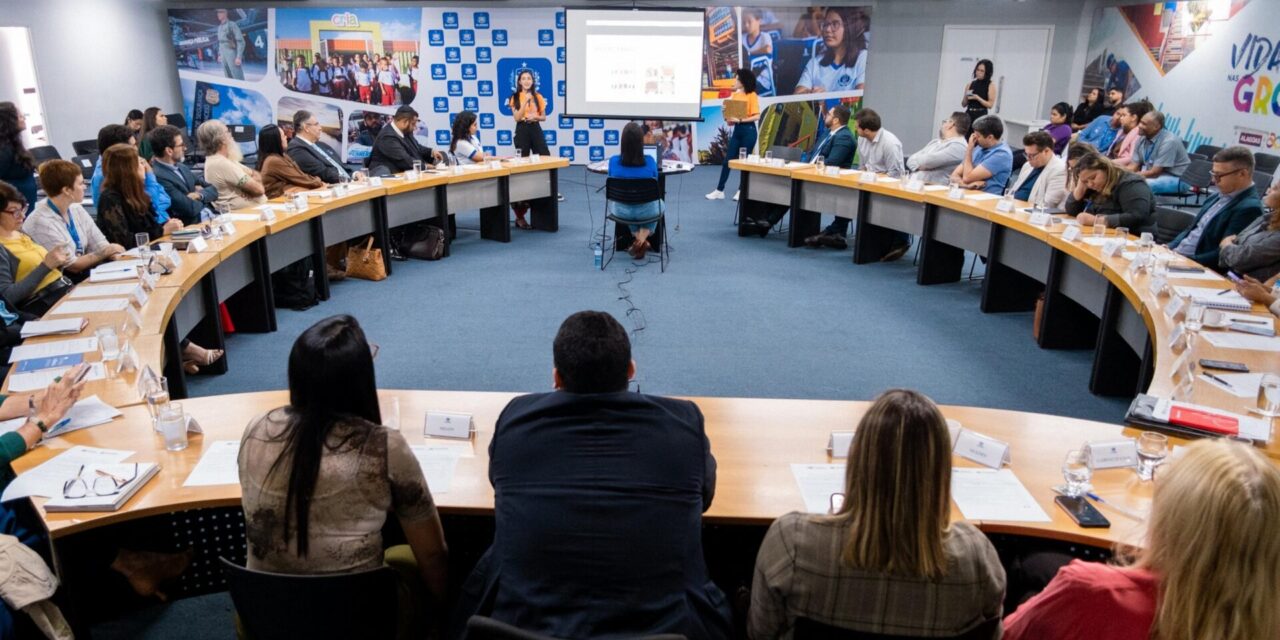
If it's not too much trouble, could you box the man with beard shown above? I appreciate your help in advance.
[196,119,266,210]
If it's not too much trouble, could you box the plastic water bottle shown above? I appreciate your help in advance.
[592,242,602,268]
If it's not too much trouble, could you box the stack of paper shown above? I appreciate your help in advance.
[0,395,122,437]
[7,363,107,392]
[950,468,1050,521]
[409,445,464,493]
[47,298,130,315]
[20,318,87,338]
[88,262,139,283]
[1171,286,1252,311]
[1201,331,1280,352]
[43,462,160,512]
[184,441,242,487]
[791,463,846,514]
[8,338,99,364]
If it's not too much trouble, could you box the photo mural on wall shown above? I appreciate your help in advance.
[167,5,871,165]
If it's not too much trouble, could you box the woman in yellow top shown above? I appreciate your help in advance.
[510,69,553,228]
[707,69,760,201]
[0,180,72,316]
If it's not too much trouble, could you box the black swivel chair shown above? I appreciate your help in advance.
[71,139,98,156]
[28,145,61,165]
[1254,152,1280,175]
[1152,206,1197,245]
[793,617,1000,640]
[1254,171,1274,196]
[768,144,805,162]
[71,154,98,181]
[220,557,400,640]
[1195,144,1222,159]
[603,176,668,272]
[464,616,686,640]
[1178,158,1213,207]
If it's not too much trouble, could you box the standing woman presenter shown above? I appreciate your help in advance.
[707,68,760,202]
[510,70,553,227]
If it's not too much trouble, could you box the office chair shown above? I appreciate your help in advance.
[1254,170,1273,196]
[793,617,1000,640]
[603,176,668,272]
[71,139,98,156]
[1152,206,1196,245]
[28,145,61,165]
[220,557,399,640]
[1254,152,1280,175]
[71,154,98,181]
[464,616,686,640]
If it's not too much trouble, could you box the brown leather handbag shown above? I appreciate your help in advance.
[345,237,387,281]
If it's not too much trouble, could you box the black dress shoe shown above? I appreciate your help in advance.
[755,221,772,238]
[819,234,848,250]
[881,242,910,262]
[804,233,825,248]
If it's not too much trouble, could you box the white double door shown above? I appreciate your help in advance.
[932,25,1054,133]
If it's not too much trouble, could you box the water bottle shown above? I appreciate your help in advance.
[592,242,602,268]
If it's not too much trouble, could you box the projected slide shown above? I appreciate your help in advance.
[565,9,706,120]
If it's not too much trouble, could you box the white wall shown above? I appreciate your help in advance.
[8,0,1100,157]
[0,0,179,156]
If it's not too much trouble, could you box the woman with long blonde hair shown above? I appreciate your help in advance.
[748,389,1006,639]
[1005,439,1280,640]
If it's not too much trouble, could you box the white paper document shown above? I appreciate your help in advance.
[965,193,1001,201]
[409,445,463,494]
[221,213,263,222]
[2,446,134,502]
[88,268,138,283]
[1200,372,1266,398]
[6,363,107,393]
[184,440,242,487]
[47,298,131,315]
[950,468,1050,522]
[922,185,950,191]
[790,463,845,514]
[19,318,85,338]
[1200,331,1280,352]
[67,283,140,299]
[1165,270,1226,282]
[9,338,99,364]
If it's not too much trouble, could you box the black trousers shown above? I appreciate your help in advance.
[514,121,550,156]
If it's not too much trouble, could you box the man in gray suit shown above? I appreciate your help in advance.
[216,9,245,80]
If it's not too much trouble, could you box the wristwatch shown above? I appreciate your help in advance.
[27,396,47,433]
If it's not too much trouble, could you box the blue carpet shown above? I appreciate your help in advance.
[187,165,1130,421]
[101,166,1131,639]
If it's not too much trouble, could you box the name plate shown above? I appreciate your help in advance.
[404,169,420,181]
[115,342,139,374]
[125,303,144,336]
[1168,322,1187,351]
[946,419,962,447]
[859,170,876,183]
[1028,212,1051,227]
[131,285,148,308]
[827,431,854,458]
[995,198,1014,213]
[948,186,965,199]
[1148,276,1167,297]
[1086,439,1139,469]
[292,194,309,210]
[1061,224,1082,242]
[187,236,208,253]
[221,221,236,236]
[824,166,839,176]
[369,176,383,187]
[953,429,1011,469]
[1168,350,1190,381]
[424,411,473,440]
[904,178,924,193]
[260,208,276,222]
[1101,238,1125,258]
[747,154,760,163]
[165,248,183,268]
[135,364,159,400]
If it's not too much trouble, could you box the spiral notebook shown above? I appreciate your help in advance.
[1171,286,1253,311]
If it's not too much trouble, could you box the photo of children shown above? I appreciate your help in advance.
[641,120,696,164]
[346,110,391,163]
[169,8,268,82]
[736,6,871,97]
[275,8,422,106]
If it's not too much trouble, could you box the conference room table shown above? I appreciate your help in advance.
[2,153,1278,613]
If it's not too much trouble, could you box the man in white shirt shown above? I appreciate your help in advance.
[806,109,908,257]
[906,112,970,185]
[1006,131,1068,209]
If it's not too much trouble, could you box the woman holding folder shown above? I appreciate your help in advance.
[706,68,760,202]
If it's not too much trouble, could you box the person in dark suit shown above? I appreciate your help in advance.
[1167,146,1265,271]
[367,106,442,177]
[453,311,732,640]
[285,109,348,184]
[148,125,217,225]
[743,104,856,237]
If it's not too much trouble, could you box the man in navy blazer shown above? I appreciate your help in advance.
[1168,146,1264,271]
[367,106,442,176]
[148,125,218,225]
[743,105,856,236]
[286,109,349,184]
[453,311,732,640]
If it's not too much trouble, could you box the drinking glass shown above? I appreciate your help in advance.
[96,325,120,361]
[1115,226,1129,239]
[412,160,423,175]
[216,202,231,217]
[1257,373,1280,418]
[1062,450,1092,497]
[1092,218,1106,237]
[380,396,401,431]
[738,148,748,162]
[764,150,773,163]
[134,232,151,254]
[157,403,188,452]
[1136,432,1169,481]
[1184,302,1205,333]
[145,376,170,428]
[814,155,825,171]
[1152,255,1170,279]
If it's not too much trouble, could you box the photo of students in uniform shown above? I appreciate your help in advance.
[169,8,268,82]
[734,6,871,97]
[274,8,421,107]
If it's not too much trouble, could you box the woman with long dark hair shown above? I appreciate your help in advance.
[256,124,323,199]
[239,315,448,638]
[963,59,997,122]
[96,144,182,249]
[0,102,38,206]
[449,110,486,165]
[707,68,760,201]
[609,122,664,259]
[794,7,868,94]
[138,107,167,160]
[1072,88,1104,132]
[509,69,552,225]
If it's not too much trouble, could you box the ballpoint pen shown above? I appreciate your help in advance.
[1086,492,1147,521]
[1202,372,1236,392]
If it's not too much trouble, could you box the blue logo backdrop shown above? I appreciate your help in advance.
[447,80,463,96]
[474,12,490,29]
[556,47,565,64]
[589,118,604,129]
[431,64,446,80]
[604,130,620,145]
[589,146,605,162]
[460,30,474,46]
[445,47,461,63]
[436,130,451,146]
[443,12,458,28]
[557,80,565,97]
[496,57,553,116]
[543,130,557,146]
[428,30,444,46]
[559,146,574,160]
[497,130,512,145]
[558,115,573,129]
[493,30,508,46]
[538,30,553,46]
[433,97,449,113]
[476,47,491,64]
[477,80,493,96]
[463,97,479,111]
[479,113,494,128]
[462,64,476,80]
[574,130,589,145]
[556,11,566,29]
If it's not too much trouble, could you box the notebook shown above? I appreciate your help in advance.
[20,318,88,338]
[1170,286,1253,311]
[42,462,160,512]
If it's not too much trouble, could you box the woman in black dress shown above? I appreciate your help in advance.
[962,59,996,123]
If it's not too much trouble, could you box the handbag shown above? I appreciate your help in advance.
[405,225,445,261]
[345,237,387,281]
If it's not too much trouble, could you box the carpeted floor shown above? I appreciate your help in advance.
[96,164,1131,639]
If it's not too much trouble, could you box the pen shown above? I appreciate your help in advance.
[1202,372,1236,392]
[1086,492,1146,521]
[1231,318,1269,325]
[1217,289,1232,296]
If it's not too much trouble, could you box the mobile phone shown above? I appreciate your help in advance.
[1226,271,1244,283]
[72,364,92,384]
[1055,495,1110,528]
[1198,359,1249,372]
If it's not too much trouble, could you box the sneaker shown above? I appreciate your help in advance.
[733,190,740,201]
[557,193,565,202]
[705,189,725,200]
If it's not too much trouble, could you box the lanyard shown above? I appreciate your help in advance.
[47,199,81,253]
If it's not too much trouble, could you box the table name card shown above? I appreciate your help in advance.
[747,154,760,163]
[995,198,1014,213]
[1101,238,1125,258]
[124,302,143,336]
[1061,224,1082,242]
[946,419,962,447]
[221,221,236,236]
[424,411,473,440]
[824,166,839,176]
[948,185,965,199]
[259,208,276,223]
[904,177,924,192]
[1168,322,1187,351]
[1168,350,1190,382]
[292,194,309,210]
[953,429,1011,469]
[1028,212,1051,227]
[186,237,208,253]
[859,171,876,183]
[827,431,854,458]
[369,176,383,187]
[1148,276,1167,297]
[1086,439,1139,469]
[130,285,148,308]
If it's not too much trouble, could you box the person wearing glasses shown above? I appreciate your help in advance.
[286,109,349,184]
[197,120,266,211]
[1220,182,1280,281]
[368,106,443,177]
[239,315,448,638]
[794,7,867,94]
[748,389,1006,638]
[1005,440,1280,640]
[0,181,74,316]
[1166,146,1263,270]
[149,125,219,225]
